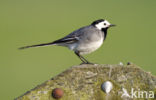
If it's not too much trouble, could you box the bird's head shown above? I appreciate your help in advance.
[91,19,115,30]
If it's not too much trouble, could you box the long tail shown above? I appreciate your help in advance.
[19,36,77,50]
[19,42,55,50]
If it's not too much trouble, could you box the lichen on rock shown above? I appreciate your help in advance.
[15,64,156,100]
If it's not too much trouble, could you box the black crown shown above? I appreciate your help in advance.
[91,19,105,26]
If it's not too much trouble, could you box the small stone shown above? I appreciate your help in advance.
[119,62,124,66]
[127,62,131,65]
[52,88,64,99]
[101,81,113,94]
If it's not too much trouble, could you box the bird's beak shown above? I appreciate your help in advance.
[109,24,116,27]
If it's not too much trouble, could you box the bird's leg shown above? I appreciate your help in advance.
[75,52,87,64]
[80,55,93,64]
[75,51,93,64]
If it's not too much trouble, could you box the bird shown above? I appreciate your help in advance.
[19,19,115,64]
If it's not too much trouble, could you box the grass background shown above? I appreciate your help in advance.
[0,0,156,99]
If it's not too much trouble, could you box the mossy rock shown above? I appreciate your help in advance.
[15,64,156,100]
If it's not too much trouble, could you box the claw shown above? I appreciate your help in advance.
[80,62,94,65]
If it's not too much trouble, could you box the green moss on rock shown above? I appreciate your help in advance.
[15,64,156,100]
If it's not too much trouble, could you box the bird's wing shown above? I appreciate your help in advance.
[53,25,101,44]
[52,26,89,44]
[52,37,78,44]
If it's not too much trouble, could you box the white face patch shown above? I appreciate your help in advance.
[95,20,111,30]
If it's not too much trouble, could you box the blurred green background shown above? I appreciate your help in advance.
[0,0,156,99]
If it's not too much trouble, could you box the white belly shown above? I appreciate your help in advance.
[76,38,103,55]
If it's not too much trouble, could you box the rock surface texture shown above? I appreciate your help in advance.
[15,64,156,100]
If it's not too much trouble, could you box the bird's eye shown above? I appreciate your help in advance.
[104,23,106,25]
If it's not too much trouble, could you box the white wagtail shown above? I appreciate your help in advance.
[19,19,115,64]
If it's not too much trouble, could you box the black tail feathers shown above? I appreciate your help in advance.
[19,42,55,50]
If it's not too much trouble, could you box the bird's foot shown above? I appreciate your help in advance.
[86,62,94,65]
[80,62,95,65]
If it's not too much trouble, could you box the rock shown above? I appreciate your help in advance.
[15,64,156,100]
